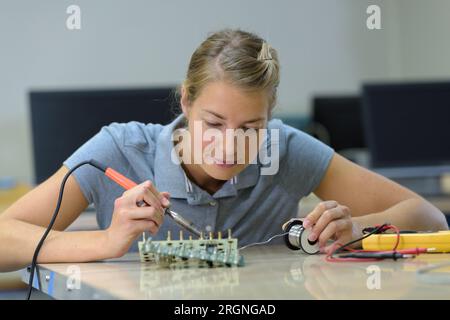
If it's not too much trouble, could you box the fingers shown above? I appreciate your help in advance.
[138,181,164,212]
[317,219,351,248]
[126,206,164,227]
[160,192,171,206]
[133,219,159,235]
[146,181,171,207]
[308,206,349,242]
[121,181,170,214]
[301,201,354,250]
[121,181,152,207]
[303,201,338,229]
[113,181,171,233]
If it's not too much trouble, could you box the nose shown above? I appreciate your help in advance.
[225,134,236,154]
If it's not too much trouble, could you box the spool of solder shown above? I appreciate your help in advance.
[284,220,320,255]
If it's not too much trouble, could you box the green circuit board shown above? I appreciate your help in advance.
[138,230,244,268]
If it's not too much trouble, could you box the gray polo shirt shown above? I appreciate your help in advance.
[64,114,333,251]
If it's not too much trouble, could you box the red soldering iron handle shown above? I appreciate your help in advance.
[104,168,138,190]
[104,167,149,207]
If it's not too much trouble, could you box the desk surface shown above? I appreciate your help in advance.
[23,245,450,300]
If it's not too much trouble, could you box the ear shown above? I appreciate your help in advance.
[180,85,190,120]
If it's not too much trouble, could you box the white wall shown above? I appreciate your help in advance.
[394,0,450,79]
[0,0,445,183]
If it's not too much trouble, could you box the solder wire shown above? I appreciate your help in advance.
[238,232,289,250]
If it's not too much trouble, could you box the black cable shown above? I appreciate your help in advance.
[331,223,389,256]
[26,160,96,300]
[337,251,406,260]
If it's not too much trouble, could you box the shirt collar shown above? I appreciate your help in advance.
[153,114,260,204]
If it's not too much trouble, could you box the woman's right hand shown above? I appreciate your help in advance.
[105,180,171,258]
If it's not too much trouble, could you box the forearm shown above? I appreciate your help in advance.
[0,218,114,272]
[352,197,449,234]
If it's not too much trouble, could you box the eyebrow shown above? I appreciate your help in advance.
[203,110,265,124]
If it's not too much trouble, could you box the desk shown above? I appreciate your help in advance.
[0,183,31,213]
[23,245,450,300]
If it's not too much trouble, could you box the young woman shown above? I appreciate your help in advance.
[0,29,447,272]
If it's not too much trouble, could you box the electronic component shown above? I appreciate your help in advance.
[362,230,450,252]
[27,159,203,300]
[139,230,245,267]
[95,159,242,267]
[283,220,320,254]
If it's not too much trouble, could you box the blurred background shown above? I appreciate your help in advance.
[1,0,450,298]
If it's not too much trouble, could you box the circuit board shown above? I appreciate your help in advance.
[138,230,245,268]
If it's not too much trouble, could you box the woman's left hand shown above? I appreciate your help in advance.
[285,201,363,254]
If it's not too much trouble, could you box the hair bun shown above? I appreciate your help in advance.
[258,42,273,61]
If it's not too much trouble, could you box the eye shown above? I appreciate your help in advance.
[241,126,259,131]
[205,121,221,128]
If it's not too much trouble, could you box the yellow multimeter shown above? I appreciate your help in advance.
[362,230,450,252]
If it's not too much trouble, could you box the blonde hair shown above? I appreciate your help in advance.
[181,29,280,112]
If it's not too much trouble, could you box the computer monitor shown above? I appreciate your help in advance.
[29,87,176,184]
[362,81,450,168]
[311,96,364,152]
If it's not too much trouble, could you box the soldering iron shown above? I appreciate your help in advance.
[27,159,201,300]
[89,159,201,237]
